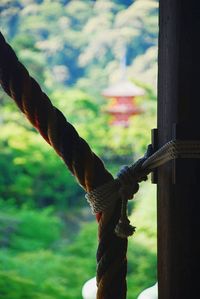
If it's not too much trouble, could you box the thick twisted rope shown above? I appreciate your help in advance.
[0,32,127,299]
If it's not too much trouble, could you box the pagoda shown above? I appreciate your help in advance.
[102,79,144,127]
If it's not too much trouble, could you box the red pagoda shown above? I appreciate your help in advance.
[102,80,144,127]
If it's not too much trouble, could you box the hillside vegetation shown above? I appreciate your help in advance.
[0,1,158,298]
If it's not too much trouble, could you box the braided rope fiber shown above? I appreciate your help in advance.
[86,140,200,235]
[0,32,128,299]
[142,139,200,170]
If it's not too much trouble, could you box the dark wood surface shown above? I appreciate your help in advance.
[157,1,200,298]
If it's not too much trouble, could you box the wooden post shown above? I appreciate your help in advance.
[158,1,200,298]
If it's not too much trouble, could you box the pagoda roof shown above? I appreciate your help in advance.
[102,80,145,97]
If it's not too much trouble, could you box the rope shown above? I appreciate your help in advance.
[86,140,200,238]
[2,31,200,297]
[142,139,200,171]
[0,32,127,299]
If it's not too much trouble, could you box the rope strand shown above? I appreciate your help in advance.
[87,140,200,238]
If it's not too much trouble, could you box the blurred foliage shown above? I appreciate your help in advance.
[0,0,158,298]
[0,0,158,91]
[0,83,156,208]
[0,204,97,299]
[0,118,84,208]
[0,191,156,299]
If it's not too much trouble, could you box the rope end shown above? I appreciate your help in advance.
[115,218,136,238]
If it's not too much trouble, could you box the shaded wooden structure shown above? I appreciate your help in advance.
[157,0,200,298]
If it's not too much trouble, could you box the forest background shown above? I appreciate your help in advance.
[0,1,158,298]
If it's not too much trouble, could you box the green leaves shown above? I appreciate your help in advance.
[0,0,158,90]
[0,120,84,208]
[0,199,156,299]
[0,202,96,299]
[0,1,158,298]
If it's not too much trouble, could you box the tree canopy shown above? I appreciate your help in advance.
[0,0,158,90]
[0,1,158,298]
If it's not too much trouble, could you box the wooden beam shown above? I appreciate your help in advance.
[158,0,200,298]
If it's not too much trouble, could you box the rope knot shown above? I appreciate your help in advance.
[86,145,153,238]
[115,156,149,238]
[117,165,140,199]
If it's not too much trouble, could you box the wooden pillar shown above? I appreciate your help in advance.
[158,0,200,298]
